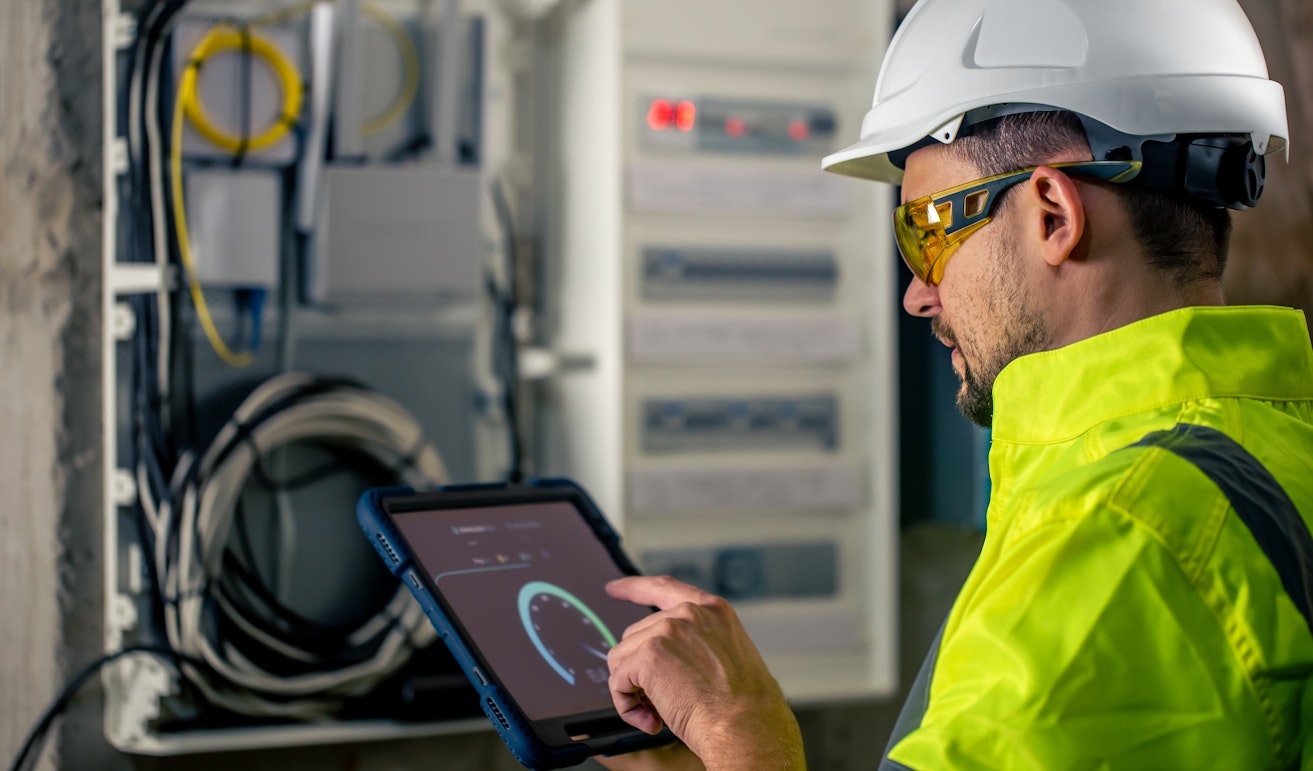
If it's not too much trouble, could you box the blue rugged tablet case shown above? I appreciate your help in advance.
[357,478,675,770]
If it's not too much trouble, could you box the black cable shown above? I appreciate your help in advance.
[491,181,518,303]
[217,450,408,654]
[245,442,372,493]
[7,647,182,771]
[489,180,524,482]
[158,378,426,699]
[227,498,360,640]
[133,296,172,479]
[127,0,184,173]
[199,377,366,476]
[129,0,189,238]
[120,0,197,634]
[232,20,253,166]
[496,287,524,483]
[173,283,200,457]
[215,552,401,665]
[218,450,404,649]
[129,295,168,611]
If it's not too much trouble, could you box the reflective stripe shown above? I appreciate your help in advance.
[1133,423,1313,636]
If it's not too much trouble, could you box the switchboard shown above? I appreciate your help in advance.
[538,0,898,704]
[641,245,839,303]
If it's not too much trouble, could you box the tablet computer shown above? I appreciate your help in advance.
[357,478,675,769]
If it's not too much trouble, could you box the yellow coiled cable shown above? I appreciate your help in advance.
[172,25,301,368]
[180,26,305,154]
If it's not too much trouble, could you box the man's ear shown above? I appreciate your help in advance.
[1025,166,1086,268]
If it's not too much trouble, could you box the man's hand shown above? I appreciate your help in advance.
[605,576,806,770]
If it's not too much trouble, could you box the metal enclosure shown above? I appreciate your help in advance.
[537,0,900,703]
[98,0,529,754]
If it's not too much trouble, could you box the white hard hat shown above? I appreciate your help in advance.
[823,0,1289,197]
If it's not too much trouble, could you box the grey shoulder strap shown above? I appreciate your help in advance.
[1132,423,1313,635]
[878,422,1312,769]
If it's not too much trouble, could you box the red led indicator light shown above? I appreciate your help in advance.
[789,120,810,142]
[675,100,697,131]
[647,99,675,131]
[725,118,746,138]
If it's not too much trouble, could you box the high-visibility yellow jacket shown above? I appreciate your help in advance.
[888,306,1313,770]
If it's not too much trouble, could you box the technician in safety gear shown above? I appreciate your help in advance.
[598,0,1313,768]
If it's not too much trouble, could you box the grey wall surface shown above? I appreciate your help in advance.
[1,1,111,769]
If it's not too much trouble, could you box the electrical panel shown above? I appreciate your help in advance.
[307,164,483,306]
[184,168,281,288]
[641,395,840,453]
[640,96,840,156]
[640,245,840,303]
[539,0,898,703]
[100,0,529,755]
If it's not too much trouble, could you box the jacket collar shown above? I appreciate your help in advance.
[990,306,1313,445]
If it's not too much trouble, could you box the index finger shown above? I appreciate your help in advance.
[606,575,719,610]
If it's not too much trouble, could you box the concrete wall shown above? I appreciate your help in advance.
[1,0,110,769]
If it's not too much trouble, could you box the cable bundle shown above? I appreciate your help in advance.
[152,373,446,718]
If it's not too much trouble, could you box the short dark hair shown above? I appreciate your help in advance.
[946,111,1233,285]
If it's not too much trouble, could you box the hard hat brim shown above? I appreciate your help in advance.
[822,136,912,184]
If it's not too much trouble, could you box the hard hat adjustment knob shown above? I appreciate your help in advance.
[1184,137,1266,211]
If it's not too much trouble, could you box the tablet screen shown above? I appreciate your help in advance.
[391,500,650,721]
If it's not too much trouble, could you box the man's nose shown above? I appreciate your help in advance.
[903,275,941,318]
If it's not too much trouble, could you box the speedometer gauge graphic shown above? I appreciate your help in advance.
[517,581,618,685]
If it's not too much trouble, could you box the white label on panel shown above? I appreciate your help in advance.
[628,161,854,216]
[628,316,858,363]
[738,604,864,655]
[628,466,862,513]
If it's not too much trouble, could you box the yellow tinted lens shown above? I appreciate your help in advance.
[892,206,927,281]
[893,198,953,284]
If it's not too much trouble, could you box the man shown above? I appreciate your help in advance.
[600,0,1313,768]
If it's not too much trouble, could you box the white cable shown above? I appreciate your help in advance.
[275,479,297,603]
[152,373,447,717]
[144,17,175,412]
[124,5,176,419]
[296,2,335,233]
[135,461,164,534]
[126,2,169,183]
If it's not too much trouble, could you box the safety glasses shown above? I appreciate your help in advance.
[893,160,1142,286]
